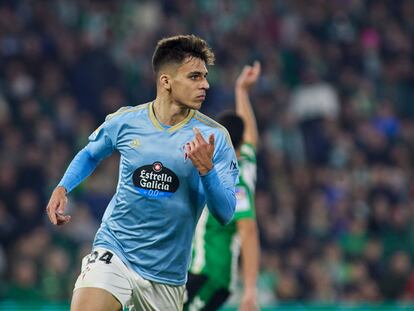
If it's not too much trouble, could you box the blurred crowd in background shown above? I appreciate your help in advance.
[1,0,414,306]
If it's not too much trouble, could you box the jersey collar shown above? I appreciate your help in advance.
[148,101,195,133]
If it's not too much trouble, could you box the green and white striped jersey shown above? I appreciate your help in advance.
[190,143,257,290]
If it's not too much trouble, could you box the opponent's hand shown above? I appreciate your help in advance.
[239,289,259,311]
[187,128,214,175]
[236,61,261,91]
[46,186,71,226]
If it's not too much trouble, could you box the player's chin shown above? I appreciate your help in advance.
[189,99,203,110]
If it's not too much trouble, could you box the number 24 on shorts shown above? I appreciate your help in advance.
[87,250,113,265]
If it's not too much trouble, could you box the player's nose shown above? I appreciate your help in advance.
[200,78,209,90]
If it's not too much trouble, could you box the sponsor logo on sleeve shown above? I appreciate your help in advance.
[230,160,238,170]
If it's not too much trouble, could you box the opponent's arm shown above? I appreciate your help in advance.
[237,218,260,311]
[235,61,261,149]
[187,128,236,225]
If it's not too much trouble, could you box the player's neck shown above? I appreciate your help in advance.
[153,97,190,126]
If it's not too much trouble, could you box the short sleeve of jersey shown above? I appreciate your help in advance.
[234,143,257,221]
[86,107,128,159]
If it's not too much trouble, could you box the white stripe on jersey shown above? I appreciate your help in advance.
[229,233,241,292]
[191,208,208,274]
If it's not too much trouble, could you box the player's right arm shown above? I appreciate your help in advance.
[237,218,260,311]
[235,61,260,149]
[235,61,260,309]
[46,115,118,226]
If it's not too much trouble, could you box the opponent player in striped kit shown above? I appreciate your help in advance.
[46,35,239,311]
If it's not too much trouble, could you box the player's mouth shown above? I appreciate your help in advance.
[196,94,206,100]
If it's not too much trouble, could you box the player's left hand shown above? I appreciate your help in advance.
[187,127,214,175]
[239,289,259,311]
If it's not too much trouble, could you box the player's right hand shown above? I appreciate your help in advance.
[46,186,71,226]
[239,288,259,311]
[236,61,261,91]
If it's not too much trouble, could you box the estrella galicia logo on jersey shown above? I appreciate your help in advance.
[230,160,238,170]
[132,162,179,198]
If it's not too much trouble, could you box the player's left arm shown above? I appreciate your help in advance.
[187,128,238,225]
[47,116,118,226]
[237,218,260,311]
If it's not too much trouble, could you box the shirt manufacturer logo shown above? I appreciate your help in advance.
[129,139,140,148]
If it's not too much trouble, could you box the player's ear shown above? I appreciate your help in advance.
[159,74,172,92]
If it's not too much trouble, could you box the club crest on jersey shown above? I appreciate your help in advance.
[133,162,179,198]
[181,143,189,162]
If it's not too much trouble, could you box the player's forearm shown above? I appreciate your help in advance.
[58,147,100,193]
[235,87,259,148]
[238,219,260,291]
[200,167,236,225]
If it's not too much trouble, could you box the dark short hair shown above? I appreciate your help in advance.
[218,112,244,150]
[152,35,215,75]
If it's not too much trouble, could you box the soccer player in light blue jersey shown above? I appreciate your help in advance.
[46,35,239,311]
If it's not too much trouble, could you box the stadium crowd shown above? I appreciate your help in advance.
[1,0,414,306]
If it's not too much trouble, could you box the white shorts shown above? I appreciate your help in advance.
[74,248,185,311]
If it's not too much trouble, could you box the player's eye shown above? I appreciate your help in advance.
[189,75,198,80]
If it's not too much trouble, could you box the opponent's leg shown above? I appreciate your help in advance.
[202,288,230,311]
[185,273,208,305]
[184,273,230,311]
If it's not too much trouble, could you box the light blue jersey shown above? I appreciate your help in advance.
[58,102,238,285]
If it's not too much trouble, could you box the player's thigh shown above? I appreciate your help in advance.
[73,248,132,309]
[130,272,185,311]
[71,287,122,311]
